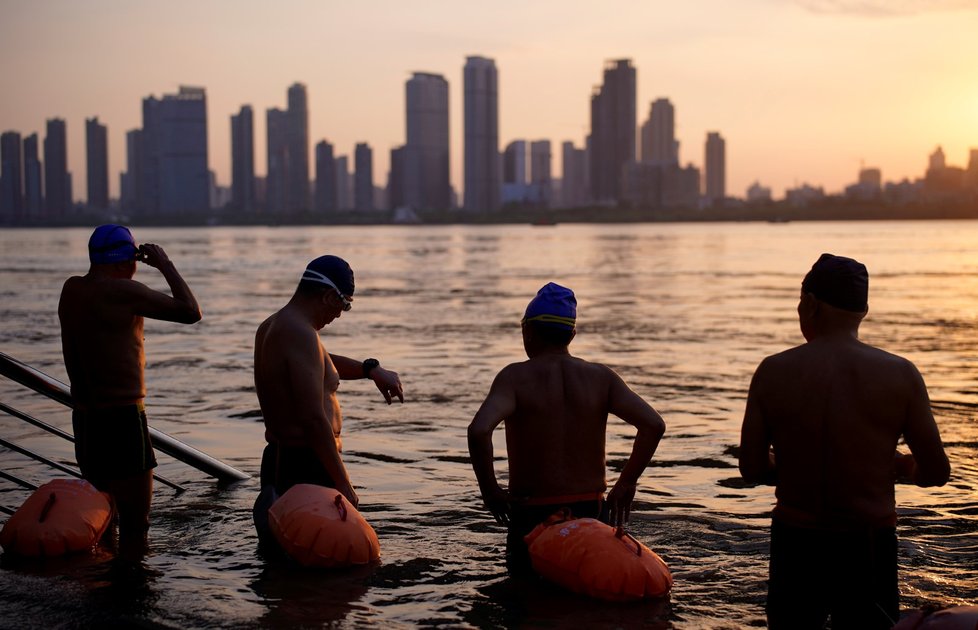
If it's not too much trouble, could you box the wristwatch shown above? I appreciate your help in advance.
[362,358,380,378]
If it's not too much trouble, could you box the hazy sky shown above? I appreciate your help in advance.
[2,0,976,201]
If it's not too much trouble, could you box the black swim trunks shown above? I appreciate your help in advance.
[766,517,898,630]
[260,443,336,496]
[72,402,158,481]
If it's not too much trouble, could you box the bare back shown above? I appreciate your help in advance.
[254,306,342,447]
[59,275,146,405]
[501,355,617,499]
[745,336,945,527]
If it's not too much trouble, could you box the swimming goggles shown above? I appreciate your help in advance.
[301,269,352,311]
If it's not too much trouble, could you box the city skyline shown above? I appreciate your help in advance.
[1,0,977,203]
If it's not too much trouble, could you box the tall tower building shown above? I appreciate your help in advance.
[286,83,310,212]
[641,98,678,166]
[704,131,726,205]
[44,118,70,216]
[561,140,588,208]
[463,56,500,212]
[1,131,24,220]
[265,84,310,214]
[315,140,337,213]
[354,143,374,212]
[122,129,142,214]
[334,156,351,211]
[530,140,552,207]
[502,141,527,186]
[266,108,289,214]
[137,87,209,215]
[405,72,450,211]
[387,146,406,210]
[230,105,255,213]
[86,117,109,209]
[589,59,636,203]
[23,133,42,217]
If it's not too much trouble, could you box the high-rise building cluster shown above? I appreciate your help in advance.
[1,55,737,224]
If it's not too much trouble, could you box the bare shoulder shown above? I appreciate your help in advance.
[258,308,317,349]
[856,341,923,379]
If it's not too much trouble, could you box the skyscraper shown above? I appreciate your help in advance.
[530,140,552,207]
[314,140,337,213]
[641,98,678,166]
[265,84,310,214]
[231,105,255,213]
[404,72,450,211]
[138,87,209,215]
[463,56,500,212]
[560,140,588,208]
[589,59,636,203]
[287,83,310,212]
[23,133,42,217]
[44,118,70,216]
[387,146,406,210]
[335,156,351,211]
[502,141,527,187]
[704,131,726,205]
[266,108,289,214]
[1,131,23,220]
[86,117,109,209]
[122,129,142,214]
[354,143,374,212]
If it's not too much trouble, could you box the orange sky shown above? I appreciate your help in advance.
[1,0,976,201]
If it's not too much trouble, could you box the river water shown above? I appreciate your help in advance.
[0,221,975,628]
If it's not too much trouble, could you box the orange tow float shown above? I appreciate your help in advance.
[525,510,673,601]
[0,478,112,557]
[267,484,380,568]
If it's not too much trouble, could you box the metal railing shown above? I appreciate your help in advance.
[0,351,250,510]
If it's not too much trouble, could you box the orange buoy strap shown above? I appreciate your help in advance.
[614,526,642,557]
[38,492,57,524]
[334,493,348,522]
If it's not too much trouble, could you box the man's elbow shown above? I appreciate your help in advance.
[179,306,202,324]
[915,458,951,488]
[466,423,487,447]
[636,415,666,441]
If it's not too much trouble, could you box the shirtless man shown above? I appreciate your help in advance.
[59,224,201,557]
[253,254,403,513]
[739,253,950,629]
[467,282,666,573]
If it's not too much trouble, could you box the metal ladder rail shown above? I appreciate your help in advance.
[0,351,249,485]
[0,400,185,492]
[0,470,36,516]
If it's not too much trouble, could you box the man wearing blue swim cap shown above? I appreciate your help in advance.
[468,282,666,574]
[59,225,201,559]
[252,254,404,536]
[739,253,950,629]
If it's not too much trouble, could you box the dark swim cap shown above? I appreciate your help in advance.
[88,224,138,264]
[522,282,577,330]
[801,253,869,312]
[300,255,355,297]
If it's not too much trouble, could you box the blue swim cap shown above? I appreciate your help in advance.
[300,255,355,297]
[802,253,869,312]
[523,282,577,330]
[88,224,138,264]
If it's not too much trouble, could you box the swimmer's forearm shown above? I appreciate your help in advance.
[158,262,201,323]
[467,427,502,496]
[617,425,663,487]
[329,354,372,380]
